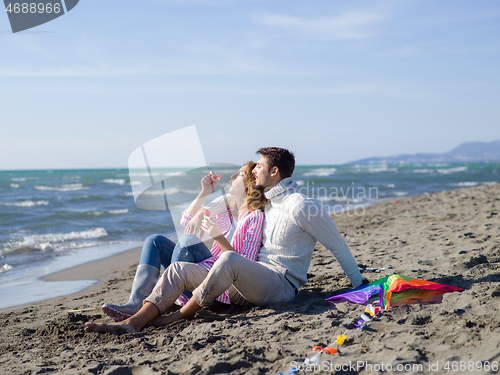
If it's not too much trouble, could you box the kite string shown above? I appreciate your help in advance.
[278,303,382,374]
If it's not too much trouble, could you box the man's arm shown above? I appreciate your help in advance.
[293,199,363,287]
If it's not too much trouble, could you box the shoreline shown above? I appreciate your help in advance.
[1,183,499,374]
[0,242,143,311]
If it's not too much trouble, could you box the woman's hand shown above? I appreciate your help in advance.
[201,216,223,240]
[200,173,222,195]
[184,209,205,238]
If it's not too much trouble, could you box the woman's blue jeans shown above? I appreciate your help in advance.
[139,233,212,298]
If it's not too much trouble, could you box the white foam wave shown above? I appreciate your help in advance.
[413,169,434,174]
[130,181,143,186]
[450,182,478,187]
[103,179,126,185]
[0,264,13,274]
[10,183,20,188]
[296,180,305,186]
[109,209,128,214]
[35,184,89,192]
[351,164,397,173]
[392,191,409,197]
[428,163,449,167]
[482,181,498,186]
[2,228,108,252]
[1,200,49,207]
[383,184,395,188]
[164,172,187,177]
[303,168,337,177]
[437,166,467,174]
[90,209,129,216]
[128,172,160,177]
[131,187,199,196]
[11,178,26,182]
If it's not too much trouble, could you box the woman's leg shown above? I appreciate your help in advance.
[171,233,212,263]
[102,234,175,321]
[139,234,177,270]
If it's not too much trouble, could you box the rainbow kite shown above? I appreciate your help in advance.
[279,275,463,375]
[326,274,464,310]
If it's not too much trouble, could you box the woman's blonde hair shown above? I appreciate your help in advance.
[243,161,267,212]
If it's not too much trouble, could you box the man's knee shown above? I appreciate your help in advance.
[217,250,240,264]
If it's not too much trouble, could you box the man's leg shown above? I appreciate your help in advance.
[86,262,209,334]
[86,302,160,334]
[144,261,209,314]
[193,251,295,308]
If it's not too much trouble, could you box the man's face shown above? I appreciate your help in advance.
[253,156,274,189]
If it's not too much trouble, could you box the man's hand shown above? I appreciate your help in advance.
[184,209,205,239]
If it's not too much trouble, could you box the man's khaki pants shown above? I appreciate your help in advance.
[145,251,296,314]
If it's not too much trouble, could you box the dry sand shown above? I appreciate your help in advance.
[1,183,499,374]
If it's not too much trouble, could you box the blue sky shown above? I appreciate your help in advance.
[1,0,499,170]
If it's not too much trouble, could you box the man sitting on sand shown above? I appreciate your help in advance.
[85,147,364,334]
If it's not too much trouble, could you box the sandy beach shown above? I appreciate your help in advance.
[1,183,499,374]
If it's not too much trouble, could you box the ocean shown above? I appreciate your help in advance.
[0,162,498,308]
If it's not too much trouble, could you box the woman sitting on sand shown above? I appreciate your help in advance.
[102,161,266,321]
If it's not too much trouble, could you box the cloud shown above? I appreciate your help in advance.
[253,11,387,41]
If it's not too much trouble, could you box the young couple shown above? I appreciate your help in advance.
[85,147,364,334]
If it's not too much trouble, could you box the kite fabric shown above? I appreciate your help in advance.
[326,274,464,310]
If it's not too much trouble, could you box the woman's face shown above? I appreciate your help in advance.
[228,165,248,198]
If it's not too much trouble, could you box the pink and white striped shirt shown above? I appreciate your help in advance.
[178,208,265,305]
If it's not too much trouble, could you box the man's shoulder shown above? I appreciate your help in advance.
[285,190,321,208]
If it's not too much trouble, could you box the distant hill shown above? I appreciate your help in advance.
[346,140,500,165]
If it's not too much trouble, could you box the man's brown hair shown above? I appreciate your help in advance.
[256,147,295,179]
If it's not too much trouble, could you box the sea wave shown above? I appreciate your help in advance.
[352,164,398,173]
[1,200,49,207]
[450,182,478,187]
[0,264,13,274]
[90,209,129,216]
[302,168,337,177]
[126,187,199,196]
[382,184,395,188]
[2,227,108,253]
[427,163,449,167]
[10,183,20,188]
[128,172,160,177]
[103,179,127,185]
[482,181,498,186]
[35,183,89,192]
[392,191,409,197]
[413,169,434,174]
[437,166,467,174]
[11,178,26,182]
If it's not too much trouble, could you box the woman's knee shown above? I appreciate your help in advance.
[177,233,202,248]
[144,234,164,247]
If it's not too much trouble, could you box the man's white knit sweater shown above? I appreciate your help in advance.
[257,178,363,289]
